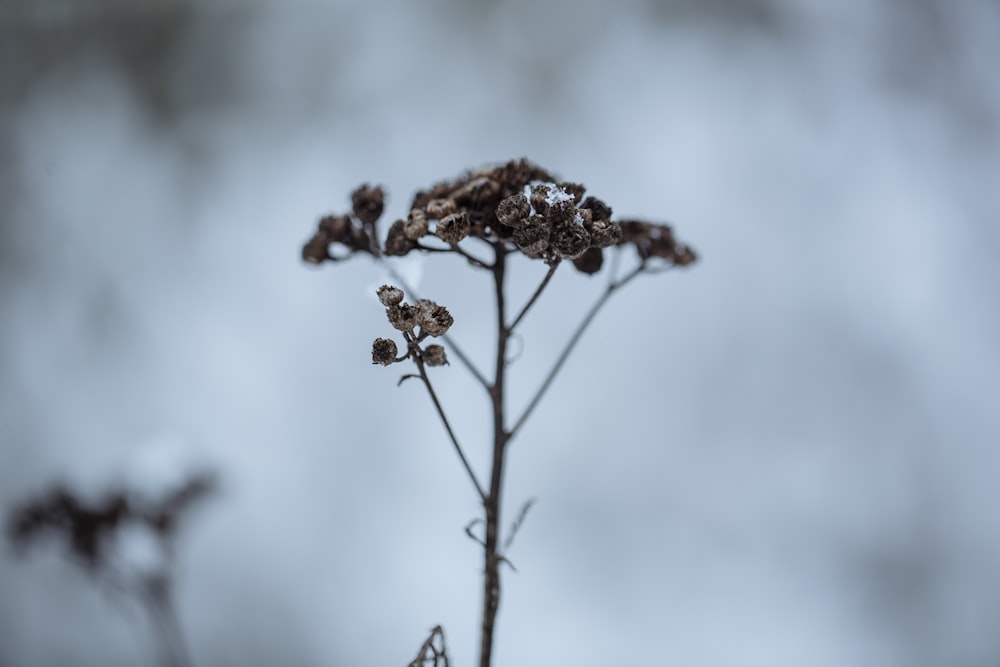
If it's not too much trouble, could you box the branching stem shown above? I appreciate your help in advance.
[413,353,488,502]
[507,260,560,333]
[509,257,648,442]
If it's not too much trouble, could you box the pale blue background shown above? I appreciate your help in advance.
[2,0,999,665]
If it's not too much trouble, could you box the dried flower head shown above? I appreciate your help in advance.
[403,209,429,240]
[423,344,448,367]
[496,193,530,227]
[573,247,604,275]
[387,303,421,332]
[385,220,417,256]
[419,302,454,337]
[378,285,404,307]
[587,219,622,248]
[580,196,613,222]
[513,217,551,257]
[302,234,331,264]
[436,211,470,245]
[550,221,591,259]
[426,198,457,220]
[372,337,399,366]
[352,184,385,225]
[319,214,351,239]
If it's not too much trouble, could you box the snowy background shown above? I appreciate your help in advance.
[2,0,1000,665]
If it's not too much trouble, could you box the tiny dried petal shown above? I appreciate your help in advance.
[377,285,404,307]
[426,198,457,219]
[372,337,398,366]
[550,221,591,259]
[387,303,420,332]
[436,211,470,244]
[403,209,428,240]
[496,193,530,227]
[351,184,385,225]
[423,344,448,367]
[385,220,416,256]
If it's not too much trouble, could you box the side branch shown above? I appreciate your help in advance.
[414,356,488,502]
[507,260,560,333]
[508,259,649,441]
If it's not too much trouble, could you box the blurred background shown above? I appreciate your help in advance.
[2,0,999,665]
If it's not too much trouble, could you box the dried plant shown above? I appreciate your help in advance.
[6,472,217,667]
[303,158,696,666]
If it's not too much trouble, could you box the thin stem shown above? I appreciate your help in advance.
[507,260,560,333]
[508,258,648,441]
[141,574,191,667]
[479,242,510,667]
[414,354,488,502]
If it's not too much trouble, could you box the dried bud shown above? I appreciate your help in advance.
[419,301,453,337]
[580,196,612,222]
[673,244,698,266]
[550,221,591,259]
[385,220,416,256]
[453,177,500,206]
[496,193,530,227]
[588,219,622,248]
[403,209,429,240]
[302,234,331,264]
[423,344,448,367]
[377,285,404,307]
[346,225,372,253]
[513,216,550,256]
[372,337,398,366]
[436,211,470,244]
[351,184,385,225]
[319,214,351,240]
[387,303,420,332]
[572,247,604,275]
[426,198,457,219]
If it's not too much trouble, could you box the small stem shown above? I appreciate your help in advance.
[507,260,560,333]
[141,574,191,667]
[414,353,488,502]
[508,258,648,442]
[451,243,492,270]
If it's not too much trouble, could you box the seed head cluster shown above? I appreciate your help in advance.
[371,285,452,369]
[303,158,697,275]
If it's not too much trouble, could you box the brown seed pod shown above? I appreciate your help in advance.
[436,211,471,244]
[351,184,385,225]
[372,337,399,366]
[496,193,531,227]
[377,285,404,307]
[423,344,448,367]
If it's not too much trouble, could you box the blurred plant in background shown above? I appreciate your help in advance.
[6,471,217,667]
